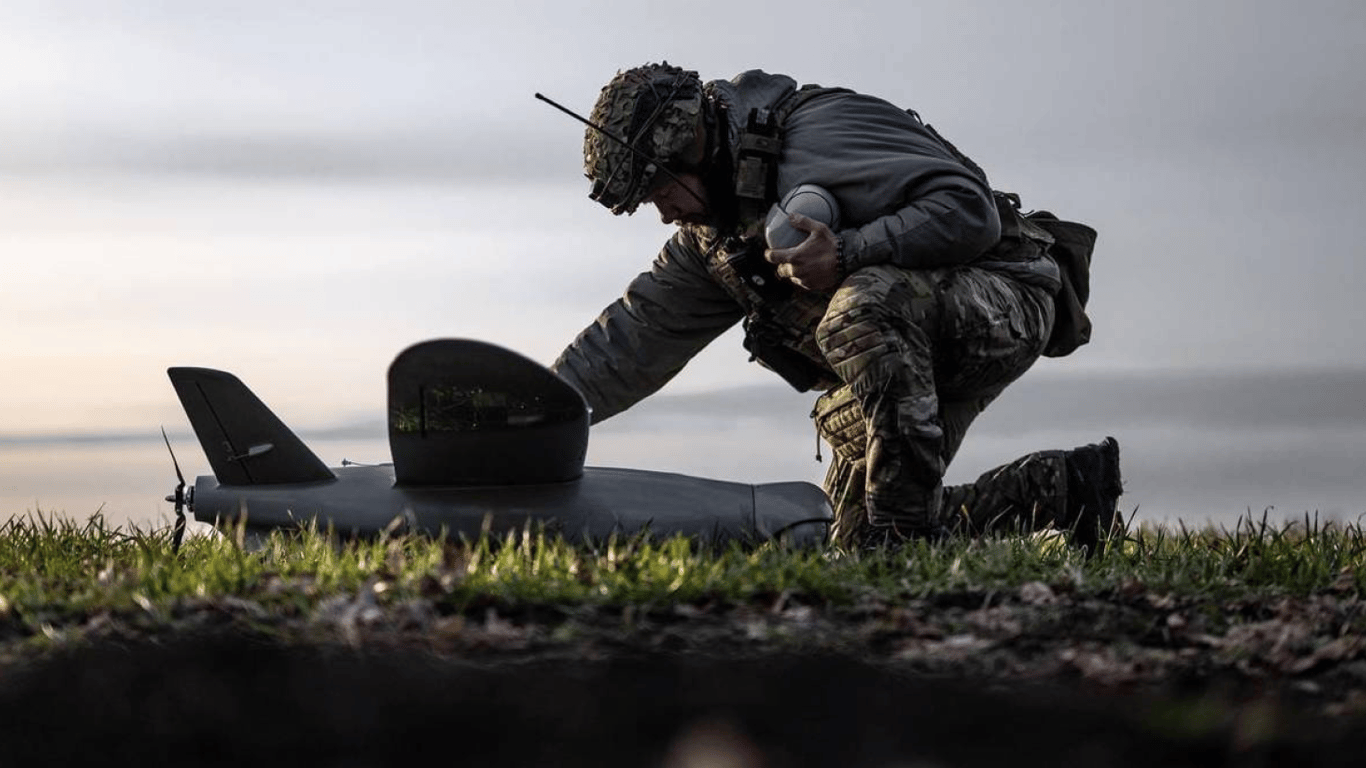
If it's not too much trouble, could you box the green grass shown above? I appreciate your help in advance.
[1,510,1362,639]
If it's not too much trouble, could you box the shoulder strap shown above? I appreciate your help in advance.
[906,109,991,187]
[772,84,851,125]
[732,86,855,234]
[732,106,782,231]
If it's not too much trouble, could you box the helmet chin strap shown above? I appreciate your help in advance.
[535,92,710,212]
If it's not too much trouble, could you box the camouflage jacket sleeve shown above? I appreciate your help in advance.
[776,90,1001,271]
[551,230,743,424]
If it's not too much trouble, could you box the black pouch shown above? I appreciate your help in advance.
[811,387,866,464]
[742,317,829,392]
[1027,211,1097,357]
[725,241,793,303]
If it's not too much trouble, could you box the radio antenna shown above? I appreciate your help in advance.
[534,92,709,211]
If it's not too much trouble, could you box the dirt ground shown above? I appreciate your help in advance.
[3,584,1365,767]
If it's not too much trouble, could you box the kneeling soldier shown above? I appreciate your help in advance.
[550,63,1122,549]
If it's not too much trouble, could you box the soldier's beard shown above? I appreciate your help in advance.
[678,210,713,227]
[698,168,737,233]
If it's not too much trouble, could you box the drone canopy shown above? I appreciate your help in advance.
[387,339,590,486]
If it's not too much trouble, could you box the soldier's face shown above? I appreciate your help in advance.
[643,172,710,226]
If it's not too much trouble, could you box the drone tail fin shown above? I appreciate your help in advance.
[167,367,335,486]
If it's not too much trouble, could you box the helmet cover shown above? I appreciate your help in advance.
[583,63,704,215]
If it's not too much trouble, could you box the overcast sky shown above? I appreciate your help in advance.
[1,0,1363,527]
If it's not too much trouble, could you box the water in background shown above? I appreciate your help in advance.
[4,373,1364,532]
[1,436,395,535]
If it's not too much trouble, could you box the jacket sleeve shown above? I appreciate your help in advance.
[777,91,1001,271]
[551,231,744,424]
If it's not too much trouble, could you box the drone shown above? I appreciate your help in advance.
[164,339,832,548]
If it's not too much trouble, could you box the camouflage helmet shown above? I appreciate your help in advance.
[583,63,705,215]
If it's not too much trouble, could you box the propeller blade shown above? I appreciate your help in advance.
[172,510,187,552]
[161,426,185,487]
[161,426,189,553]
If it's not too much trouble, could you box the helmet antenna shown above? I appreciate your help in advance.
[534,92,709,211]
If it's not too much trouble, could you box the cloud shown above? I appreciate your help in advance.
[0,125,577,181]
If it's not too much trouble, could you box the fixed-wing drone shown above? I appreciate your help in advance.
[165,339,832,547]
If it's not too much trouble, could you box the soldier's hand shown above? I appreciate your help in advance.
[765,212,842,292]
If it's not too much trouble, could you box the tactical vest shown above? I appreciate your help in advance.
[708,232,841,392]
[700,85,850,393]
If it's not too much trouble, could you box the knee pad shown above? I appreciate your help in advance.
[816,267,941,367]
[815,287,895,369]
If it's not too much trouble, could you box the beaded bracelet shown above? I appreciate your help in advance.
[834,235,850,277]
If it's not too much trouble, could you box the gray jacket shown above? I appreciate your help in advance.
[552,70,1059,423]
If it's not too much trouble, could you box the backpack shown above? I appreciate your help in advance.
[1026,210,1096,357]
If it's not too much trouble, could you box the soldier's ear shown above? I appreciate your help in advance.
[676,120,708,170]
[679,101,718,172]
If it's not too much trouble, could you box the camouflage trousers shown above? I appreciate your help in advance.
[811,264,1066,545]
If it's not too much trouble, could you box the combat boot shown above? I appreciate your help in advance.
[852,520,951,551]
[1062,436,1122,554]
